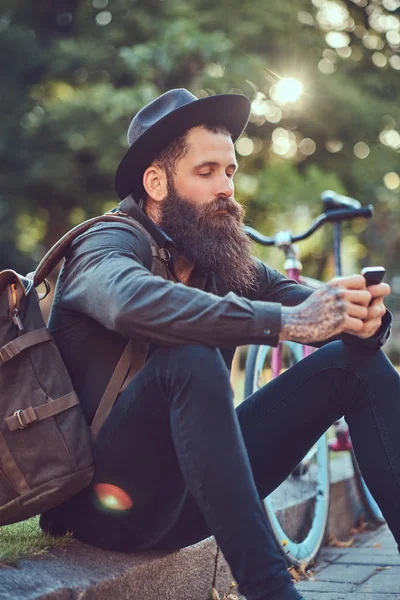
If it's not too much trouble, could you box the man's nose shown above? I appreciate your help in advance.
[214,174,234,198]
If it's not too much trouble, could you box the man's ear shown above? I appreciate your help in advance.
[143,164,168,202]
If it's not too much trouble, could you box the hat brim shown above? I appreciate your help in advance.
[115,93,251,200]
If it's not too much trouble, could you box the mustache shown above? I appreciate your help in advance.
[200,197,244,221]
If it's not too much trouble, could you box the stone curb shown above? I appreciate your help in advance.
[0,462,384,600]
[0,535,235,600]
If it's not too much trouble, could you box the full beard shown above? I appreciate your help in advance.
[158,184,258,295]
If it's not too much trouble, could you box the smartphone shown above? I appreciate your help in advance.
[361,266,385,286]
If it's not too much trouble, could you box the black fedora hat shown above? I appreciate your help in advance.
[115,88,251,201]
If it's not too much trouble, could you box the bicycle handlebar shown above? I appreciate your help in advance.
[320,190,361,211]
[325,206,373,224]
[245,205,374,247]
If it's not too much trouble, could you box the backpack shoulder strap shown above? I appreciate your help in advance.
[29,212,171,440]
[30,213,169,289]
[89,339,133,440]
[112,211,171,278]
[88,212,174,439]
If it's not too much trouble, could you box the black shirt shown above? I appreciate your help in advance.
[49,199,391,424]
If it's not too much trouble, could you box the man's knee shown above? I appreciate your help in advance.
[152,343,230,384]
[318,340,391,370]
[316,340,399,400]
[149,344,233,413]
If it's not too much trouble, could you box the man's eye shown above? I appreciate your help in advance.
[199,172,211,178]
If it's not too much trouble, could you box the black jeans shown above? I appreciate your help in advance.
[54,341,400,600]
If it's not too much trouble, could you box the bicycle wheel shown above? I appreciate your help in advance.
[350,449,385,523]
[244,342,330,565]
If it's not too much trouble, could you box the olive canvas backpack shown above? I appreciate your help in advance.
[0,212,168,526]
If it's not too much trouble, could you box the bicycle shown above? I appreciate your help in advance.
[243,190,380,566]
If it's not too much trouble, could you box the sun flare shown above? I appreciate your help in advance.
[271,78,304,104]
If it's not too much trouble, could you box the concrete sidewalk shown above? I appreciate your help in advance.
[295,523,400,599]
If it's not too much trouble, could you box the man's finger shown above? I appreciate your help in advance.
[344,289,371,307]
[347,303,369,320]
[361,319,382,338]
[331,275,366,290]
[368,282,391,298]
[343,315,364,333]
[365,299,386,321]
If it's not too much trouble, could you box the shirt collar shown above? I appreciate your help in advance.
[117,195,176,249]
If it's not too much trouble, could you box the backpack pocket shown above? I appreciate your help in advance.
[0,432,28,503]
[0,469,18,505]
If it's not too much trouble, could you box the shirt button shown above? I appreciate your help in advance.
[264,328,271,335]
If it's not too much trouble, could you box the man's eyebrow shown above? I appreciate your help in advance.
[193,161,239,171]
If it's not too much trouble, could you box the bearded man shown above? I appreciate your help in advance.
[40,89,399,600]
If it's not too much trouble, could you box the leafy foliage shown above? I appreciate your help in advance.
[1,0,399,302]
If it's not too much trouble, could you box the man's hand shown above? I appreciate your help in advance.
[280,275,390,344]
[354,280,390,339]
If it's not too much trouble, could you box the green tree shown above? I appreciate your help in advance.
[0,0,399,304]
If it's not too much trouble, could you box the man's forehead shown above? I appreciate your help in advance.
[185,125,237,164]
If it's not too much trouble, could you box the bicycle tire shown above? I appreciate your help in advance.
[244,342,330,566]
[350,449,385,523]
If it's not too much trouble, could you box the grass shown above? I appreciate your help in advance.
[0,516,73,566]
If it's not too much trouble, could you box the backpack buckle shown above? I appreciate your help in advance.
[13,410,28,429]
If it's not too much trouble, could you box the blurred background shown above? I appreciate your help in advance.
[1,0,399,358]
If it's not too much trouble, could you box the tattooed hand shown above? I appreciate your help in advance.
[280,275,386,344]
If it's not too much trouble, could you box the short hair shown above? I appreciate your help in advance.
[154,123,232,185]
